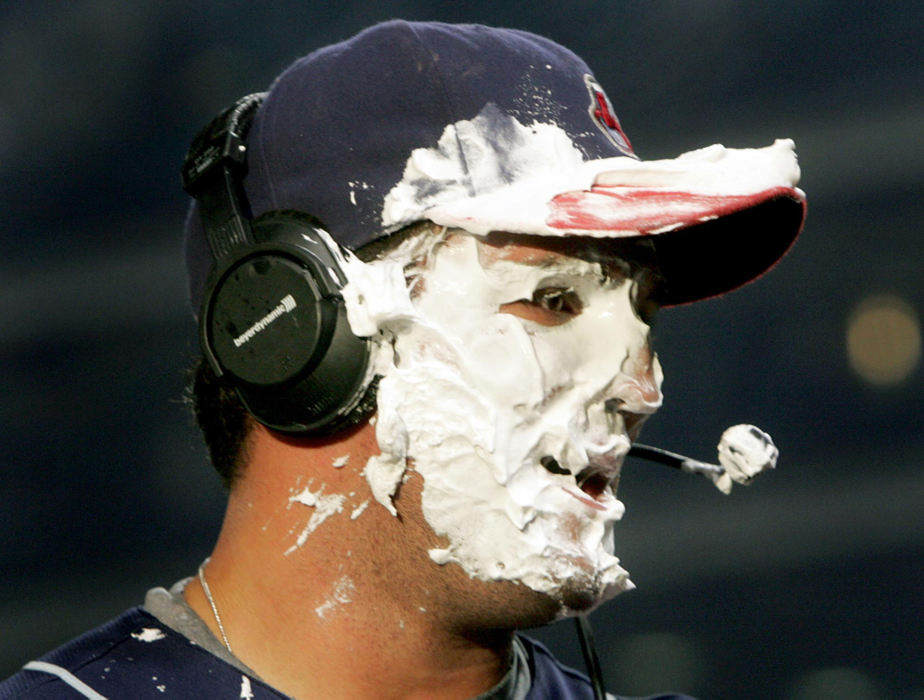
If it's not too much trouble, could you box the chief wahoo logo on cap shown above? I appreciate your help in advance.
[584,75,634,157]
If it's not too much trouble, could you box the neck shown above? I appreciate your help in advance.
[185,422,513,699]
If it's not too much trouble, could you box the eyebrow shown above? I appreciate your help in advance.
[479,231,660,268]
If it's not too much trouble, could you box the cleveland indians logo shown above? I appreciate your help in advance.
[584,75,634,156]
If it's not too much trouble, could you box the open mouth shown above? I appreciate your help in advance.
[575,468,614,500]
[540,454,622,509]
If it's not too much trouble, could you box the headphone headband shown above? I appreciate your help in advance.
[181,93,266,261]
[182,94,375,435]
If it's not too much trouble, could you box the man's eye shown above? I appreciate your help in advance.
[532,287,582,315]
[497,287,584,326]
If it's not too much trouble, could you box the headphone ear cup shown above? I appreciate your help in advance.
[199,211,372,434]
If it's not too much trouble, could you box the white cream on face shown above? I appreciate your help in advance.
[343,232,663,610]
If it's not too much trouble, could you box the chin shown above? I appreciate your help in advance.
[551,574,631,618]
[433,551,634,635]
[537,564,632,621]
[495,560,634,630]
[494,581,627,633]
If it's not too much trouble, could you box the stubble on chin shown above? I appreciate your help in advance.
[389,470,623,634]
[385,472,558,631]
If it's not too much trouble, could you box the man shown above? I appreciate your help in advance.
[1,20,805,699]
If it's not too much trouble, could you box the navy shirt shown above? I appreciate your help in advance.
[1,607,693,699]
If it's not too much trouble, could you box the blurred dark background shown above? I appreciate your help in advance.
[1,3,921,699]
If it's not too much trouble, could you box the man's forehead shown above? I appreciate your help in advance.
[474,230,661,271]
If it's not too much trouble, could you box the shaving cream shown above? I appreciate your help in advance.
[712,424,778,494]
[381,104,802,238]
[342,230,662,611]
[327,106,797,611]
[285,483,346,555]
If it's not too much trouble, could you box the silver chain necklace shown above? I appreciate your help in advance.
[198,558,234,654]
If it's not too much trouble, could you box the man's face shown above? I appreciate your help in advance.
[350,229,663,615]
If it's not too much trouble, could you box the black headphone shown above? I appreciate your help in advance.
[181,93,375,435]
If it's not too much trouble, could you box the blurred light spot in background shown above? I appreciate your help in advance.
[846,294,921,386]
[788,666,884,700]
[604,632,704,695]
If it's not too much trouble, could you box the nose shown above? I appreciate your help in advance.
[604,397,647,440]
[615,341,662,402]
[604,374,661,414]
[602,348,663,437]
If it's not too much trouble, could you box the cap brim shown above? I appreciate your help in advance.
[547,183,806,306]
[424,140,806,306]
[638,190,805,306]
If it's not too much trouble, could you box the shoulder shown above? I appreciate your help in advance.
[517,634,697,700]
[0,608,284,698]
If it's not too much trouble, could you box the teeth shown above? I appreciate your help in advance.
[575,466,594,485]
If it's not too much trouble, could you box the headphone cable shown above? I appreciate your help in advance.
[575,614,607,700]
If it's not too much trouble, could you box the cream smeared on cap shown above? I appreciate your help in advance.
[381,103,590,233]
[381,105,802,239]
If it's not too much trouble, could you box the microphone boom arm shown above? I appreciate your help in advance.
[628,443,726,478]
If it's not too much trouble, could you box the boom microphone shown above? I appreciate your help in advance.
[628,424,778,494]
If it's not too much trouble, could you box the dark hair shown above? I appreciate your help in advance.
[188,356,254,490]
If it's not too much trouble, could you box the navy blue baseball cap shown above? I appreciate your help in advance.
[185,20,806,308]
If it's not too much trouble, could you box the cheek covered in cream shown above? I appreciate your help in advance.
[342,234,663,608]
